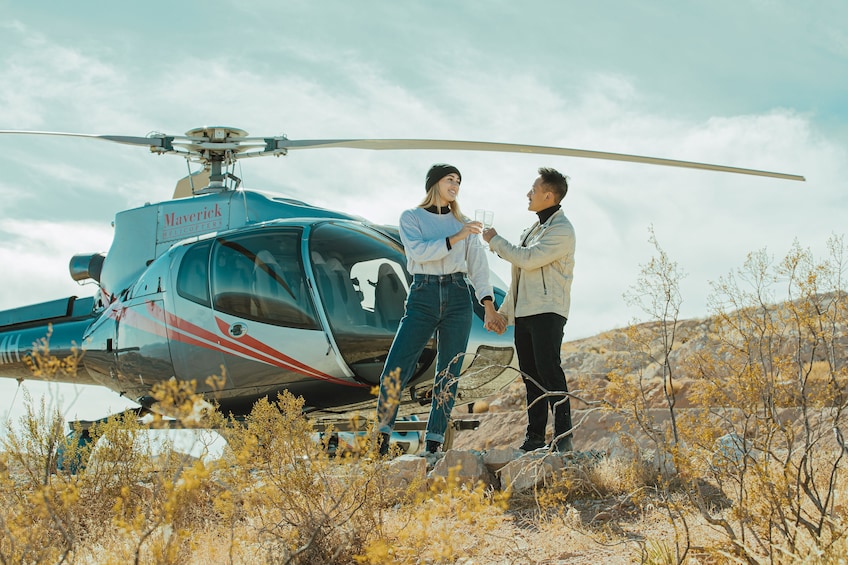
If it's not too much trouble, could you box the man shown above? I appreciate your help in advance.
[482,167,576,452]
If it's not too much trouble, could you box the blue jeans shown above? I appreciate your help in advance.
[376,272,472,443]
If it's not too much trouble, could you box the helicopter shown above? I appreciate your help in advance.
[0,126,805,438]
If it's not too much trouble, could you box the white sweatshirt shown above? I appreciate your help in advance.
[398,207,494,305]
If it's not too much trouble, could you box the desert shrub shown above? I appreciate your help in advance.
[0,394,182,563]
[681,238,848,561]
[603,228,695,561]
[607,233,848,563]
[534,452,655,515]
[357,465,509,564]
[0,366,239,564]
[1,367,432,564]
[213,392,391,564]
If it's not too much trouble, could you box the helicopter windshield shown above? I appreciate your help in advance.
[208,229,321,330]
[309,222,428,384]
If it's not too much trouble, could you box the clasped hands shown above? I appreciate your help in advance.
[483,304,507,335]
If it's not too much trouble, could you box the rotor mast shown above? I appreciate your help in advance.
[183,126,252,192]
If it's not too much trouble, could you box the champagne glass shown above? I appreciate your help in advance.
[475,209,494,229]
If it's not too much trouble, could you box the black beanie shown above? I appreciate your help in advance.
[425,163,461,192]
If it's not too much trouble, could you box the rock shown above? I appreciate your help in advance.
[385,454,427,492]
[481,447,521,471]
[498,452,564,493]
[471,400,489,413]
[430,449,495,488]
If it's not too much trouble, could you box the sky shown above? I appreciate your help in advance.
[0,0,846,429]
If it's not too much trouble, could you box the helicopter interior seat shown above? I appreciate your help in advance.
[213,250,254,316]
[312,253,366,328]
[251,250,292,319]
[374,262,406,330]
[326,257,366,326]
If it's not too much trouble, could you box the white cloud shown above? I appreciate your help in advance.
[0,24,132,131]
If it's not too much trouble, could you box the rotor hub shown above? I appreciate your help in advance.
[184,126,249,140]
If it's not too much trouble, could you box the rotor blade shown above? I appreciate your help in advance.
[0,130,107,141]
[99,135,172,148]
[275,138,805,181]
[0,130,173,149]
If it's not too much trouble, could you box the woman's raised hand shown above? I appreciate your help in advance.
[454,220,483,242]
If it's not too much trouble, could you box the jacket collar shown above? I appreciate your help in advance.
[536,204,561,225]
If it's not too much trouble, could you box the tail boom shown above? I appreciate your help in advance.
[0,296,100,384]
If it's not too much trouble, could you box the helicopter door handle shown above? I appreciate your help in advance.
[228,323,247,338]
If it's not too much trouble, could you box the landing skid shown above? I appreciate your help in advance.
[60,407,480,471]
[312,417,480,452]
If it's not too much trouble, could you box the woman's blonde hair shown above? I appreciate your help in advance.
[419,183,465,222]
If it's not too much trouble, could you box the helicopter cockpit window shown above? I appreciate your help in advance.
[310,223,411,332]
[176,241,211,306]
[211,230,319,330]
[309,222,418,383]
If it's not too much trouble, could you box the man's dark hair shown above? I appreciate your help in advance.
[538,167,568,202]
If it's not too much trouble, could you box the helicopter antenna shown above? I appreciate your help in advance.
[185,159,195,193]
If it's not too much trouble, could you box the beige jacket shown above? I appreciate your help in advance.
[488,209,575,325]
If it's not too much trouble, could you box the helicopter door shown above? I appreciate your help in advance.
[308,222,436,386]
[209,230,345,393]
[169,240,226,384]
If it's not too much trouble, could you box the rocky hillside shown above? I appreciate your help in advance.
[451,297,847,452]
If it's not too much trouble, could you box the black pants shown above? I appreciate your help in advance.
[514,312,572,440]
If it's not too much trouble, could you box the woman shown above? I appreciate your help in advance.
[376,163,503,455]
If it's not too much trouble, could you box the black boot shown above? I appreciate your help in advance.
[518,433,546,452]
[378,432,391,456]
[425,440,441,454]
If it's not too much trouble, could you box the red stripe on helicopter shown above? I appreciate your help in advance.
[108,300,354,386]
[147,302,352,385]
[119,305,169,338]
[212,317,331,376]
[118,302,241,356]
[115,304,239,367]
